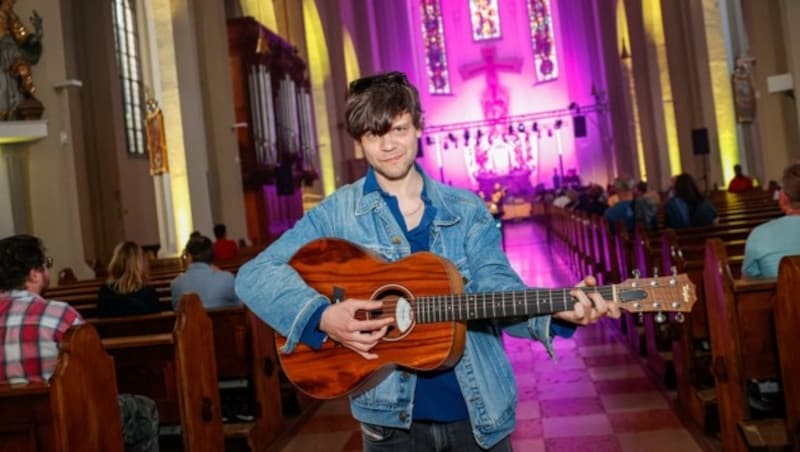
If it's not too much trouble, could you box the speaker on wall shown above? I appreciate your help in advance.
[691,128,710,155]
[573,115,586,138]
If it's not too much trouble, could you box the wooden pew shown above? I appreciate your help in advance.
[206,306,284,450]
[0,324,124,451]
[664,232,748,431]
[99,294,225,451]
[703,239,785,452]
[775,256,800,451]
[90,302,285,451]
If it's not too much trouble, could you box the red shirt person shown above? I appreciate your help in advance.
[212,223,238,261]
[728,164,754,193]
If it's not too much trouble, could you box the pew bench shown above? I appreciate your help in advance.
[98,294,226,451]
[0,325,124,451]
[704,239,788,451]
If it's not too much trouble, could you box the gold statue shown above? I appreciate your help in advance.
[0,0,43,120]
[145,89,169,175]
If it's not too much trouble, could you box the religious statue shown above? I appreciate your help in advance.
[732,57,755,123]
[145,91,169,175]
[0,0,44,120]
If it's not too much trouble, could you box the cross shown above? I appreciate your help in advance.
[459,46,522,123]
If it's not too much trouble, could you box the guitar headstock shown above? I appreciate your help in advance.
[616,274,696,314]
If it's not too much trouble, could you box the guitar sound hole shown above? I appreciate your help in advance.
[370,286,415,341]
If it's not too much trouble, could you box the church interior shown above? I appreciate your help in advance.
[1,0,799,451]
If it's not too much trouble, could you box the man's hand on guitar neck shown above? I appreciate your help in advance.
[553,276,621,325]
[319,300,395,360]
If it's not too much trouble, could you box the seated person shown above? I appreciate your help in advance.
[663,173,717,229]
[575,184,608,216]
[0,234,159,451]
[97,241,161,317]
[171,235,239,309]
[633,181,659,231]
[212,223,238,261]
[728,163,754,193]
[743,161,800,278]
[604,175,635,233]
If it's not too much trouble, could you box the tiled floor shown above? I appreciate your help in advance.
[277,221,706,452]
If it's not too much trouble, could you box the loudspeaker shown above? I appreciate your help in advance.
[573,115,586,138]
[691,128,710,155]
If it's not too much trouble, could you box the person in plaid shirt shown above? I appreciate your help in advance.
[0,235,81,383]
[0,234,160,451]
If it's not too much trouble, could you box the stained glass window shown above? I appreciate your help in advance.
[469,0,501,41]
[420,0,451,95]
[111,0,146,156]
[527,0,559,82]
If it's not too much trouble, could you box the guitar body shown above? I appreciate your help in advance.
[277,239,467,399]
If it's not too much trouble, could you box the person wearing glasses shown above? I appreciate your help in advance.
[743,161,800,278]
[235,72,619,451]
[0,234,160,451]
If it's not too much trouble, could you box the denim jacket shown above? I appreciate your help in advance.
[235,170,554,449]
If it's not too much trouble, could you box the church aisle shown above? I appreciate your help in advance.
[275,220,706,452]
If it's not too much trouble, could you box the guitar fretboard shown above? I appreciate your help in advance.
[414,286,617,323]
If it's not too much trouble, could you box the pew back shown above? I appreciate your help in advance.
[0,324,123,451]
[775,256,800,450]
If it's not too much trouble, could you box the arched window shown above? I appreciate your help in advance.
[111,0,146,156]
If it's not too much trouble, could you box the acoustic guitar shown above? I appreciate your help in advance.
[277,238,697,399]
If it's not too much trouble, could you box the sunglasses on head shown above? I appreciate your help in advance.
[348,71,409,95]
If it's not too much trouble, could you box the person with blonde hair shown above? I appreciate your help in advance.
[97,241,161,317]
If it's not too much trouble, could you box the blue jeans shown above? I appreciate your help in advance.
[361,420,513,452]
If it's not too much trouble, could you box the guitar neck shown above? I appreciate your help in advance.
[414,286,616,323]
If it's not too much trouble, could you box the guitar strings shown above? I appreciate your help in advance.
[363,286,622,318]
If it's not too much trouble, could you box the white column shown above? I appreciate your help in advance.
[0,149,16,237]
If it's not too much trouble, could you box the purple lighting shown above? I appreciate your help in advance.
[527,0,559,82]
[411,0,608,191]
[420,0,452,94]
[469,0,502,41]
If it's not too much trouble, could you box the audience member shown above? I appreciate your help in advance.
[633,181,659,230]
[97,241,161,317]
[663,173,717,228]
[171,234,239,309]
[727,163,755,193]
[743,162,800,278]
[212,223,238,261]
[604,175,635,233]
[563,168,582,188]
[0,234,160,451]
[551,189,574,208]
[575,184,608,216]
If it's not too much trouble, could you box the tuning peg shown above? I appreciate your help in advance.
[674,312,685,323]
[636,312,644,323]
[654,311,667,324]
[632,269,640,279]
[669,266,678,285]
[652,267,659,278]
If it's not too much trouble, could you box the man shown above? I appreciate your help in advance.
[728,163,755,193]
[604,175,635,233]
[0,234,160,451]
[171,234,239,309]
[212,223,238,261]
[743,162,800,278]
[234,71,619,451]
[633,181,659,231]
